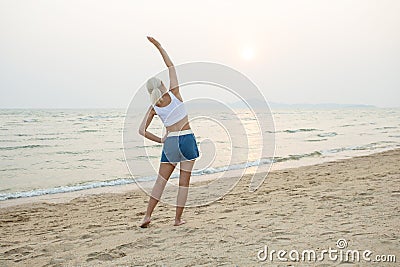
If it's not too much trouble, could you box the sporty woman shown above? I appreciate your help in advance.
[138,36,199,227]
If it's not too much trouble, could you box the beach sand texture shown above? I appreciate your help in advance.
[1,149,399,266]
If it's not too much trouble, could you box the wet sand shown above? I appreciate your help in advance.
[0,149,399,266]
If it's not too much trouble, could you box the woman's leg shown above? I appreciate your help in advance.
[174,160,195,226]
[140,162,176,227]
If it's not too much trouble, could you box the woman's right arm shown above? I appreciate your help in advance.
[147,36,179,93]
[138,106,165,143]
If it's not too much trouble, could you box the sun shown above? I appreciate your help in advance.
[241,46,255,60]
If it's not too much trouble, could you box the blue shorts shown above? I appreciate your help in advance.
[161,132,200,163]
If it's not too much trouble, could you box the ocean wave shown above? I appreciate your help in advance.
[0,144,50,151]
[317,132,338,137]
[275,151,322,162]
[1,141,399,202]
[136,155,159,160]
[0,167,26,172]
[192,158,273,176]
[77,158,99,162]
[0,159,274,201]
[78,115,124,121]
[55,150,93,155]
[284,128,319,133]
[321,141,397,154]
[0,178,137,201]
[41,132,62,136]
[29,137,58,141]
[28,137,77,141]
[78,129,99,133]
[0,150,332,201]
[374,126,397,130]
[134,144,163,149]
[23,118,39,123]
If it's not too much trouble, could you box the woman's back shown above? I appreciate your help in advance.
[153,91,190,132]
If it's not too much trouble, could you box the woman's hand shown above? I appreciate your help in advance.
[160,131,169,143]
[147,36,161,48]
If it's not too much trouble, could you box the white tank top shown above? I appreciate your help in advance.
[153,91,188,127]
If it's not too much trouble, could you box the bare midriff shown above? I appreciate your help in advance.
[166,116,191,132]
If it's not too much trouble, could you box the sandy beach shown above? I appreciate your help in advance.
[1,149,399,266]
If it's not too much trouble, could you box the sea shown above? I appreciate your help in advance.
[1,107,399,201]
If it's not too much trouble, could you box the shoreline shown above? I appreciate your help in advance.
[1,147,398,209]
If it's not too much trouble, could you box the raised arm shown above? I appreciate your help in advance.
[147,36,179,92]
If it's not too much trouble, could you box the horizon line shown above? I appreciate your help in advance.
[0,103,399,109]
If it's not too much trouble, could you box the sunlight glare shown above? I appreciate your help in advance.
[241,46,255,60]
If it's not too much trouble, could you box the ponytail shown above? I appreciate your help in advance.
[146,77,162,105]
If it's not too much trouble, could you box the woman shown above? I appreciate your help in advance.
[138,36,199,227]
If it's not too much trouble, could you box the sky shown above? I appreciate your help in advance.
[0,0,399,108]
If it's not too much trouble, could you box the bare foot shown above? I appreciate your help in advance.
[140,216,151,228]
[174,219,186,226]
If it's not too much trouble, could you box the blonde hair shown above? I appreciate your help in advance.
[146,77,162,105]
